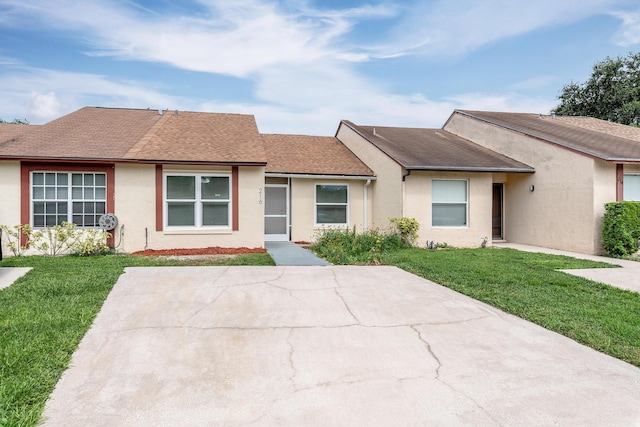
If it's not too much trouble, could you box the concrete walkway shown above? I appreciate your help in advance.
[265,241,331,266]
[0,267,31,290]
[495,243,640,293]
[41,266,640,426]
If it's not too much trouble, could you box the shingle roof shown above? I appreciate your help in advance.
[455,110,640,162]
[341,121,534,172]
[263,134,374,176]
[0,107,266,164]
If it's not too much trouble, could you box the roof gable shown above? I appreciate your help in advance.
[455,110,640,162]
[341,120,533,172]
[263,134,373,176]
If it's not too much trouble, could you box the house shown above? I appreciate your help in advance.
[4,106,640,256]
[0,107,267,252]
[442,110,640,254]
[335,120,534,248]
[0,107,374,254]
[262,134,374,242]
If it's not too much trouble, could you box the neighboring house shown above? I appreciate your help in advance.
[262,134,374,242]
[335,121,534,248]
[0,107,267,253]
[443,110,640,254]
[4,106,640,256]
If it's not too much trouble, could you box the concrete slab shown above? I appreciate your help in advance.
[0,267,32,290]
[495,243,640,293]
[265,241,331,266]
[41,266,640,426]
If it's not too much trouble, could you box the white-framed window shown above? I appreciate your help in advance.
[315,184,349,225]
[432,179,468,227]
[31,172,106,227]
[624,174,640,201]
[164,174,231,228]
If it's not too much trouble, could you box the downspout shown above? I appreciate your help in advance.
[363,179,371,231]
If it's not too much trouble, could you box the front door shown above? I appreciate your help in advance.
[492,183,503,240]
[264,184,289,241]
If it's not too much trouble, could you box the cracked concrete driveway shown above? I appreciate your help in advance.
[42,266,640,426]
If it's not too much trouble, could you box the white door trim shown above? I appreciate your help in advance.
[264,184,290,241]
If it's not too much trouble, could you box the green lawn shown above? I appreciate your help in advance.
[380,248,640,367]
[0,253,274,427]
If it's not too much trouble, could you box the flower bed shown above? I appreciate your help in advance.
[131,246,267,256]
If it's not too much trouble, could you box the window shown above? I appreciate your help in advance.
[432,179,468,227]
[165,174,230,228]
[31,172,106,227]
[624,174,640,201]
[316,184,348,225]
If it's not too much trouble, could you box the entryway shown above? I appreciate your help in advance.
[264,184,289,241]
[492,183,503,240]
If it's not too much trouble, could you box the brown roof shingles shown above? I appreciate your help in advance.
[342,121,533,172]
[127,111,266,164]
[263,134,373,176]
[456,110,640,161]
[0,107,266,164]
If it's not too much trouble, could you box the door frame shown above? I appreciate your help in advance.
[264,184,290,241]
[492,183,504,240]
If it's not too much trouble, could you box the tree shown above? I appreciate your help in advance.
[553,52,640,125]
[0,118,29,124]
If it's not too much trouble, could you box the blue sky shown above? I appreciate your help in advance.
[1,0,640,135]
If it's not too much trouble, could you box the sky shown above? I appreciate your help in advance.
[1,0,640,135]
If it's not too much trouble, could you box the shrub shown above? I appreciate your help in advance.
[310,226,410,264]
[0,224,33,256]
[389,217,420,246]
[602,201,640,256]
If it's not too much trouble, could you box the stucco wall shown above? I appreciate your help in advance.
[404,171,493,248]
[336,124,403,228]
[289,178,367,243]
[0,161,21,256]
[114,164,265,253]
[445,113,603,254]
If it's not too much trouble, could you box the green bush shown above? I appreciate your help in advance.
[602,201,640,256]
[389,217,420,245]
[310,226,410,264]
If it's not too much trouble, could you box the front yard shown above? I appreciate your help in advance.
[1,245,639,426]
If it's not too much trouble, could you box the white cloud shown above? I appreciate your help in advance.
[27,92,62,122]
[611,10,640,45]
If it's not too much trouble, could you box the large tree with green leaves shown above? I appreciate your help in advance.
[553,52,640,125]
[0,118,29,124]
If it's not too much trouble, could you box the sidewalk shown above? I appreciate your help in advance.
[265,241,331,266]
[494,243,640,293]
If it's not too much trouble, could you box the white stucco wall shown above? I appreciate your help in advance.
[336,124,404,228]
[0,161,21,257]
[289,178,367,243]
[445,113,605,254]
[114,164,265,253]
[404,171,493,248]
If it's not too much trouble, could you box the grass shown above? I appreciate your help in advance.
[0,253,274,427]
[380,247,640,367]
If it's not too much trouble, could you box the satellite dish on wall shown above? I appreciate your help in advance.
[98,213,118,231]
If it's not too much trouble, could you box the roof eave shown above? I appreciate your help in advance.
[266,172,376,180]
[405,165,535,173]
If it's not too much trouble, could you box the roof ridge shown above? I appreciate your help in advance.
[123,112,171,159]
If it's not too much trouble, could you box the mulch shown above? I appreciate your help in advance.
[131,247,267,256]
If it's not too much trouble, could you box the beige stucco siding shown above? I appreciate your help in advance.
[0,161,21,256]
[445,113,604,254]
[404,171,492,248]
[337,124,403,228]
[289,178,367,242]
[114,164,264,253]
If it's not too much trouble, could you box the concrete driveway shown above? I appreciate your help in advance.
[42,266,640,426]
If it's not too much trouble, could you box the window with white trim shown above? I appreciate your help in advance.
[165,174,231,228]
[315,184,348,225]
[31,172,106,227]
[432,179,468,227]
[624,174,640,201]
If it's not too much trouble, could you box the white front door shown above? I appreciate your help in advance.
[264,184,289,241]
